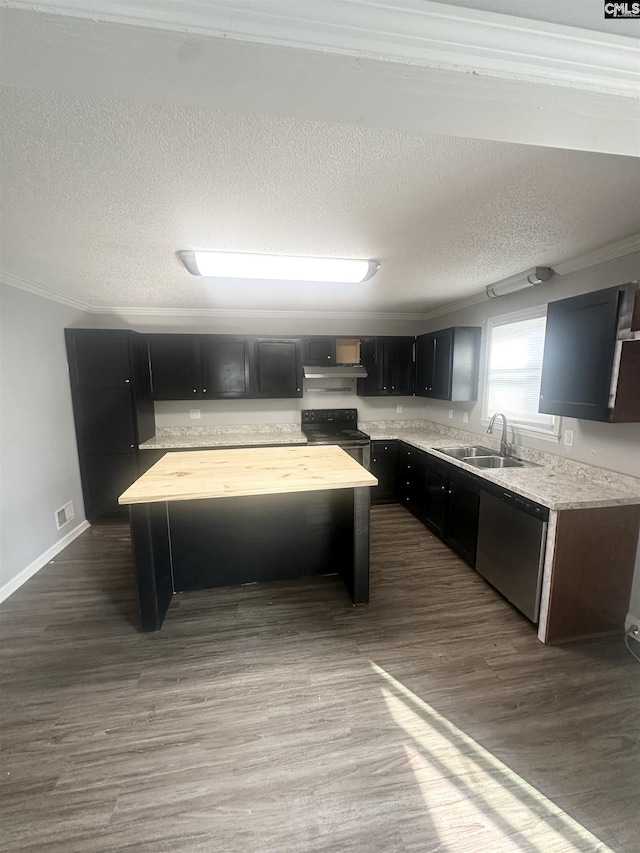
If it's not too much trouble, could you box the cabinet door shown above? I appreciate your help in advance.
[81,453,139,521]
[397,444,425,517]
[445,477,480,566]
[370,441,398,504]
[77,390,137,454]
[357,339,382,395]
[252,338,302,398]
[539,287,622,421]
[384,337,415,395]
[201,337,250,398]
[424,458,448,537]
[303,337,336,365]
[416,330,453,399]
[431,330,454,399]
[147,335,200,400]
[67,329,132,390]
[416,333,443,397]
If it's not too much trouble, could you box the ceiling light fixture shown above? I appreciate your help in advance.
[486,266,554,299]
[179,251,380,283]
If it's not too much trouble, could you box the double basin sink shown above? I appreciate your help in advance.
[434,445,539,470]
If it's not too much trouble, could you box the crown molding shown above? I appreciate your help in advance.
[0,270,94,312]
[105,306,434,322]
[2,0,639,98]
[552,233,640,276]
[2,235,638,321]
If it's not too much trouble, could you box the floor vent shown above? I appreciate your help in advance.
[55,501,75,530]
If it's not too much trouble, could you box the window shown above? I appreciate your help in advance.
[483,307,559,439]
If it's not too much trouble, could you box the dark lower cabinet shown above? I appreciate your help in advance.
[82,454,141,521]
[423,455,448,538]
[444,469,481,566]
[370,441,398,504]
[66,328,154,521]
[390,442,479,566]
[397,444,426,517]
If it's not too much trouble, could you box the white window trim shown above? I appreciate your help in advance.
[480,304,561,445]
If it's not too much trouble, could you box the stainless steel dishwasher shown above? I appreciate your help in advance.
[475,487,549,623]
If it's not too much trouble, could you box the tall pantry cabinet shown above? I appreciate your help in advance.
[65,329,154,521]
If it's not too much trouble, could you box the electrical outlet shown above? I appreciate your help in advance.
[55,501,75,530]
[448,409,453,420]
[563,429,574,447]
[190,409,201,420]
[462,412,469,423]
[396,404,403,413]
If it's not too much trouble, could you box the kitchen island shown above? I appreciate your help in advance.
[118,445,377,631]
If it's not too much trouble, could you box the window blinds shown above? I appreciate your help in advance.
[486,314,554,430]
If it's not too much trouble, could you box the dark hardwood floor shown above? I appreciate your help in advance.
[1,505,639,852]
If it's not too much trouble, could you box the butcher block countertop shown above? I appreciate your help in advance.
[119,445,377,505]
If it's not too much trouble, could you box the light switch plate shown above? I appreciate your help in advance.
[462,412,469,423]
[190,409,201,420]
[396,404,403,413]
[563,428,574,447]
[448,409,453,419]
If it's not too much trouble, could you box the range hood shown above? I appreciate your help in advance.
[303,365,368,380]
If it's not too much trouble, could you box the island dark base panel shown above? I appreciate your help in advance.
[129,486,370,630]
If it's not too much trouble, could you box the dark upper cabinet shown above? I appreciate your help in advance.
[147,334,251,400]
[70,329,133,390]
[252,338,303,398]
[539,283,640,422]
[357,337,415,396]
[370,441,398,505]
[416,327,480,401]
[65,328,154,521]
[200,337,250,398]
[147,335,200,400]
[303,337,336,365]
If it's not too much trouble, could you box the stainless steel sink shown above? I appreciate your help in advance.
[435,445,497,460]
[435,445,539,469]
[465,455,526,469]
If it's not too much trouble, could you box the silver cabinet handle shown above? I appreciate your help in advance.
[125,379,130,384]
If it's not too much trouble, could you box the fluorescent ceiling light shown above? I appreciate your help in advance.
[486,267,554,299]
[179,251,380,283]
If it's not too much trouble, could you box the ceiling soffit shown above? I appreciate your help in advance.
[2,0,639,97]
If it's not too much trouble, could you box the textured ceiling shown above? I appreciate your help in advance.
[1,86,639,315]
[0,4,639,316]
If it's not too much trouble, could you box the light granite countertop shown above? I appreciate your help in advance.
[361,422,640,512]
[139,421,640,512]
[139,425,307,450]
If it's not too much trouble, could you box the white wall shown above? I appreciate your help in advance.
[0,284,91,595]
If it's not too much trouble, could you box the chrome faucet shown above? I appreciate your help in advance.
[487,412,511,457]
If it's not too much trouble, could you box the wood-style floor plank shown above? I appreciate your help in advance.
[1,506,639,852]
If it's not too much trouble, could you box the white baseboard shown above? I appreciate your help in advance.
[625,612,640,633]
[0,520,91,604]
